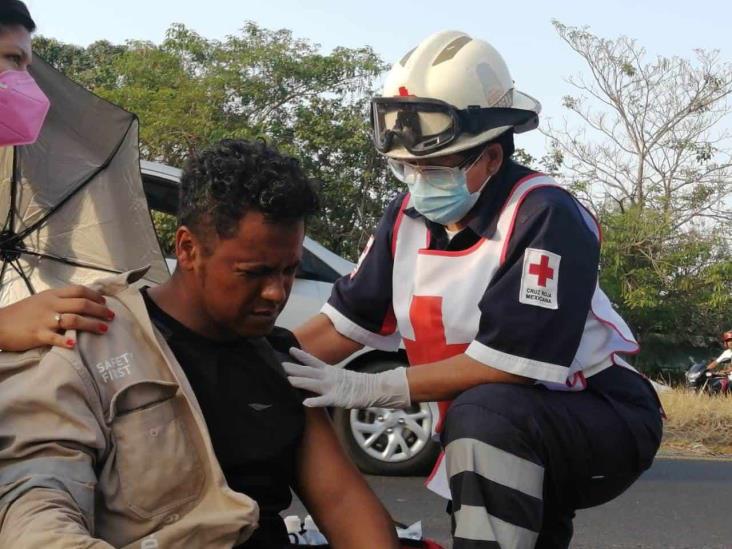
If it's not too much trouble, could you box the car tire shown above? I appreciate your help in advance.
[332,359,441,476]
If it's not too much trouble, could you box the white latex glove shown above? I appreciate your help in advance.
[283,347,411,409]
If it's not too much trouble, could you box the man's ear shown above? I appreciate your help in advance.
[485,142,504,176]
[175,225,200,270]
[467,142,504,192]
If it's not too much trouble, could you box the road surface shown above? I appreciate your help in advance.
[286,457,732,548]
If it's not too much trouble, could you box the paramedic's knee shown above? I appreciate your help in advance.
[441,383,542,455]
[441,385,546,524]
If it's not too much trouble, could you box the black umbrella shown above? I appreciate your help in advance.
[0,57,169,305]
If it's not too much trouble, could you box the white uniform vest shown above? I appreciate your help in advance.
[392,173,641,498]
[392,173,639,390]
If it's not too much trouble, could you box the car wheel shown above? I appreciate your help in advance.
[332,359,441,476]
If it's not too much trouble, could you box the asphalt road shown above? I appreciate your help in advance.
[286,457,732,548]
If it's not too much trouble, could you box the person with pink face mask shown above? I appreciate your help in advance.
[0,0,115,352]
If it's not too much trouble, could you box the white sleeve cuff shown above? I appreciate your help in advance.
[321,303,401,352]
[465,340,569,384]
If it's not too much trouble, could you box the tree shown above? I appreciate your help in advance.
[548,21,732,222]
[34,23,395,260]
[32,36,127,90]
[599,207,731,349]
[545,22,732,362]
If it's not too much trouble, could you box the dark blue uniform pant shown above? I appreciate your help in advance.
[441,366,662,549]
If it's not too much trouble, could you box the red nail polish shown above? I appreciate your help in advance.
[66,339,76,348]
[99,324,108,333]
[107,311,115,321]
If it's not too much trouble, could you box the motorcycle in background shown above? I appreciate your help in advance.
[685,361,731,395]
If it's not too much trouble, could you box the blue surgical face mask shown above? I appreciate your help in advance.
[388,152,489,225]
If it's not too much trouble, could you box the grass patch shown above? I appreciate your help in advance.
[659,387,732,457]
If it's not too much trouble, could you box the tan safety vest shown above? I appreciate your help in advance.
[0,268,258,548]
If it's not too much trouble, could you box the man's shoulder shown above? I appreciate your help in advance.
[265,326,300,355]
[73,294,178,417]
[0,342,105,441]
[0,347,47,369]
[0,343,87,386]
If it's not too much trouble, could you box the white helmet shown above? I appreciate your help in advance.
[372,30,541,160]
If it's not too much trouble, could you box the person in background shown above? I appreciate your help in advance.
[0,0,115,351]
[706,330,732,372]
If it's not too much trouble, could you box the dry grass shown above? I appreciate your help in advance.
[659,387,732,457]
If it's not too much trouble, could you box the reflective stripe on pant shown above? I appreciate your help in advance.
[442,368,662,549]
[444,408,544,549]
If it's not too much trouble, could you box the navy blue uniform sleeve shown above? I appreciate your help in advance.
[465,187,600,383]
[321,194,405,351]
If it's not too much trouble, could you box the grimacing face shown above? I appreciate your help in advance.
[0,24,32,73]
[185,210,304,338]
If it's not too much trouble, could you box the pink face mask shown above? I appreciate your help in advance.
[0,69,51,147]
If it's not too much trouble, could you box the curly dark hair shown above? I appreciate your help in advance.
[179,139,319,242]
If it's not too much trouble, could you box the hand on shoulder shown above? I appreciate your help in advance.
[0,285,115,351]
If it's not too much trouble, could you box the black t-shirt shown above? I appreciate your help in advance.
[142,289,305,548]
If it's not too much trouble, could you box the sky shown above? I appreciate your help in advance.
[26,0,732,159]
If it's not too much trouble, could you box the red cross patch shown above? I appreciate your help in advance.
[519,248,561,310]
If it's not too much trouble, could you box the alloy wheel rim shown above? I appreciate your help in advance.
[348,403,433,463]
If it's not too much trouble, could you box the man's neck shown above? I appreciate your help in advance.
[146,274,237,341]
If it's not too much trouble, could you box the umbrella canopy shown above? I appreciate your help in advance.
[0,57,169,305]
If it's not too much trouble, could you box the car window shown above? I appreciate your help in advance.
[297,248,342,283]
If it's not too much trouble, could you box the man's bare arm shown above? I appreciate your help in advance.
[293,408,399,549]
[294,313,363,364]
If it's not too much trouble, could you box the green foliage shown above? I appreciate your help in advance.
[34,23,396,260]
[548,22,732,365]
[31,37,127,90]
[34,23,731,369]
[151,211,177,257]
[599,207,732,342]
[514,147,563,177]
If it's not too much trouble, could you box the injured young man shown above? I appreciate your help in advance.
[0,139,400,549]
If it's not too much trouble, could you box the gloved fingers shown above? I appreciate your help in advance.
[282,361,324,379]
[302,395,334,408]
[289,347,327,368]
[287,376,326,394]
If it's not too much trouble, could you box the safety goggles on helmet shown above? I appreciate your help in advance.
[371,96,537,157]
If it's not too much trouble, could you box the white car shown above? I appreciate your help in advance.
[141,161,440,476]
